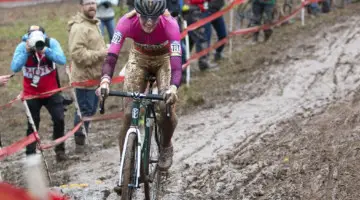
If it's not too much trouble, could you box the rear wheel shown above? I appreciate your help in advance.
[121,133,137,200]
[143,125,161,200]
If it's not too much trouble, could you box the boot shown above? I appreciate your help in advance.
[75,134,86,153]
[253,32,259,43]
[264,29,273,42]
[55,143,67,162]
[198,59,219,71]
[214,52,226,62]
[55,151,67,162]
[158,145,174,171]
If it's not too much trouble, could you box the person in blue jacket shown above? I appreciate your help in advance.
[10,25,67,162]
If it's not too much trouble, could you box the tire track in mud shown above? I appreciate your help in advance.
[160,17,360,200]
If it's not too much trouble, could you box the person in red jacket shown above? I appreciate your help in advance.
[10,25,67,162]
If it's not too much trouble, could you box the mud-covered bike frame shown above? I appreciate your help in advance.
[99,75,170,200]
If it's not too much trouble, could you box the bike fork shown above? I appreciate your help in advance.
[118,127,142,188]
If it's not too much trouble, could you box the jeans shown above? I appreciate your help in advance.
[308,3,321,15]
[26,93,65,155]
[185,10,212,63]
[252,2,274,26]
[206,12,228,54]
[100,18,115,42]
[251,2,275,37]
[73,88,98,137]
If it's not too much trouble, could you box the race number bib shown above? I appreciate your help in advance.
[111,31,122,44]
[170,41,181,56]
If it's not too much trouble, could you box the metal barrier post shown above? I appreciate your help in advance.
[301,0,305,26]
[23,100,52,184]
[229,1,234,56]
[184,20,191,87]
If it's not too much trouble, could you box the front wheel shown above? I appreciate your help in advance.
[143,126,162,200]
[121,133,137,200]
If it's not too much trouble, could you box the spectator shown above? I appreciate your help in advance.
[183,2,218,70]
[68,0,108,152]
[0,75,11,87]
[307,3,321,16]
[207,0,227,61]
[167,0,181,17]
[10,25,67,162]
[96,0,119,41]
[251,0,276,43]
[321,0,331,13]
[126,0,134,11]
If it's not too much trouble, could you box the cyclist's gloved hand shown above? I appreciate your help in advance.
[96,76,111,99]
[164,85,178,105]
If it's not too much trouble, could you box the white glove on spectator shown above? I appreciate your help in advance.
[164,85,178,105]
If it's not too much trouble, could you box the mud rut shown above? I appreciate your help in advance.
[2,16,360,200]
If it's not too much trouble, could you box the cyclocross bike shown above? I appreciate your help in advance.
[99,75,170,200]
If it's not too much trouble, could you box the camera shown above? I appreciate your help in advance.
[28,30,46,51]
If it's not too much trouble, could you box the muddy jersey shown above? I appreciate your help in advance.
[102,11,182,87]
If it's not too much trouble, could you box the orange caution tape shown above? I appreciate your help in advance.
[0,132,39,160]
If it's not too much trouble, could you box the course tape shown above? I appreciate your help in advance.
[180,0,246,39]
[40,111,124,150]
[0,76,125,111]
[39,122,83,150]
[182,0,316,69]
[0,132,39,160]
[0,110,123,158]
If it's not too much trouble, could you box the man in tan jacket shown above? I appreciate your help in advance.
[68,0,108,151]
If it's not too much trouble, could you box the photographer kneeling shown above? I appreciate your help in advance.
[10,25,67,162]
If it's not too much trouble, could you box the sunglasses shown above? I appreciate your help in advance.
[140,15,159,22]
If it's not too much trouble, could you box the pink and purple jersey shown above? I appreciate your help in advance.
[102,12,182,87]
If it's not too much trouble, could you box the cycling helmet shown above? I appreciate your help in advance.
[135,0,166,17]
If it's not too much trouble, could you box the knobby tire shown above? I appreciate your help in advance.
[143,126,161,200]
[121,133,137,200]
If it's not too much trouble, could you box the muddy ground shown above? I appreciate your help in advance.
[1,2,360,200]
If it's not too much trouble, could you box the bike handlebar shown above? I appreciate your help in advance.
[108,90,164,100]
[99,88,171,117]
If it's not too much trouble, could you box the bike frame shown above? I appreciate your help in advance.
[118,89,158,189]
